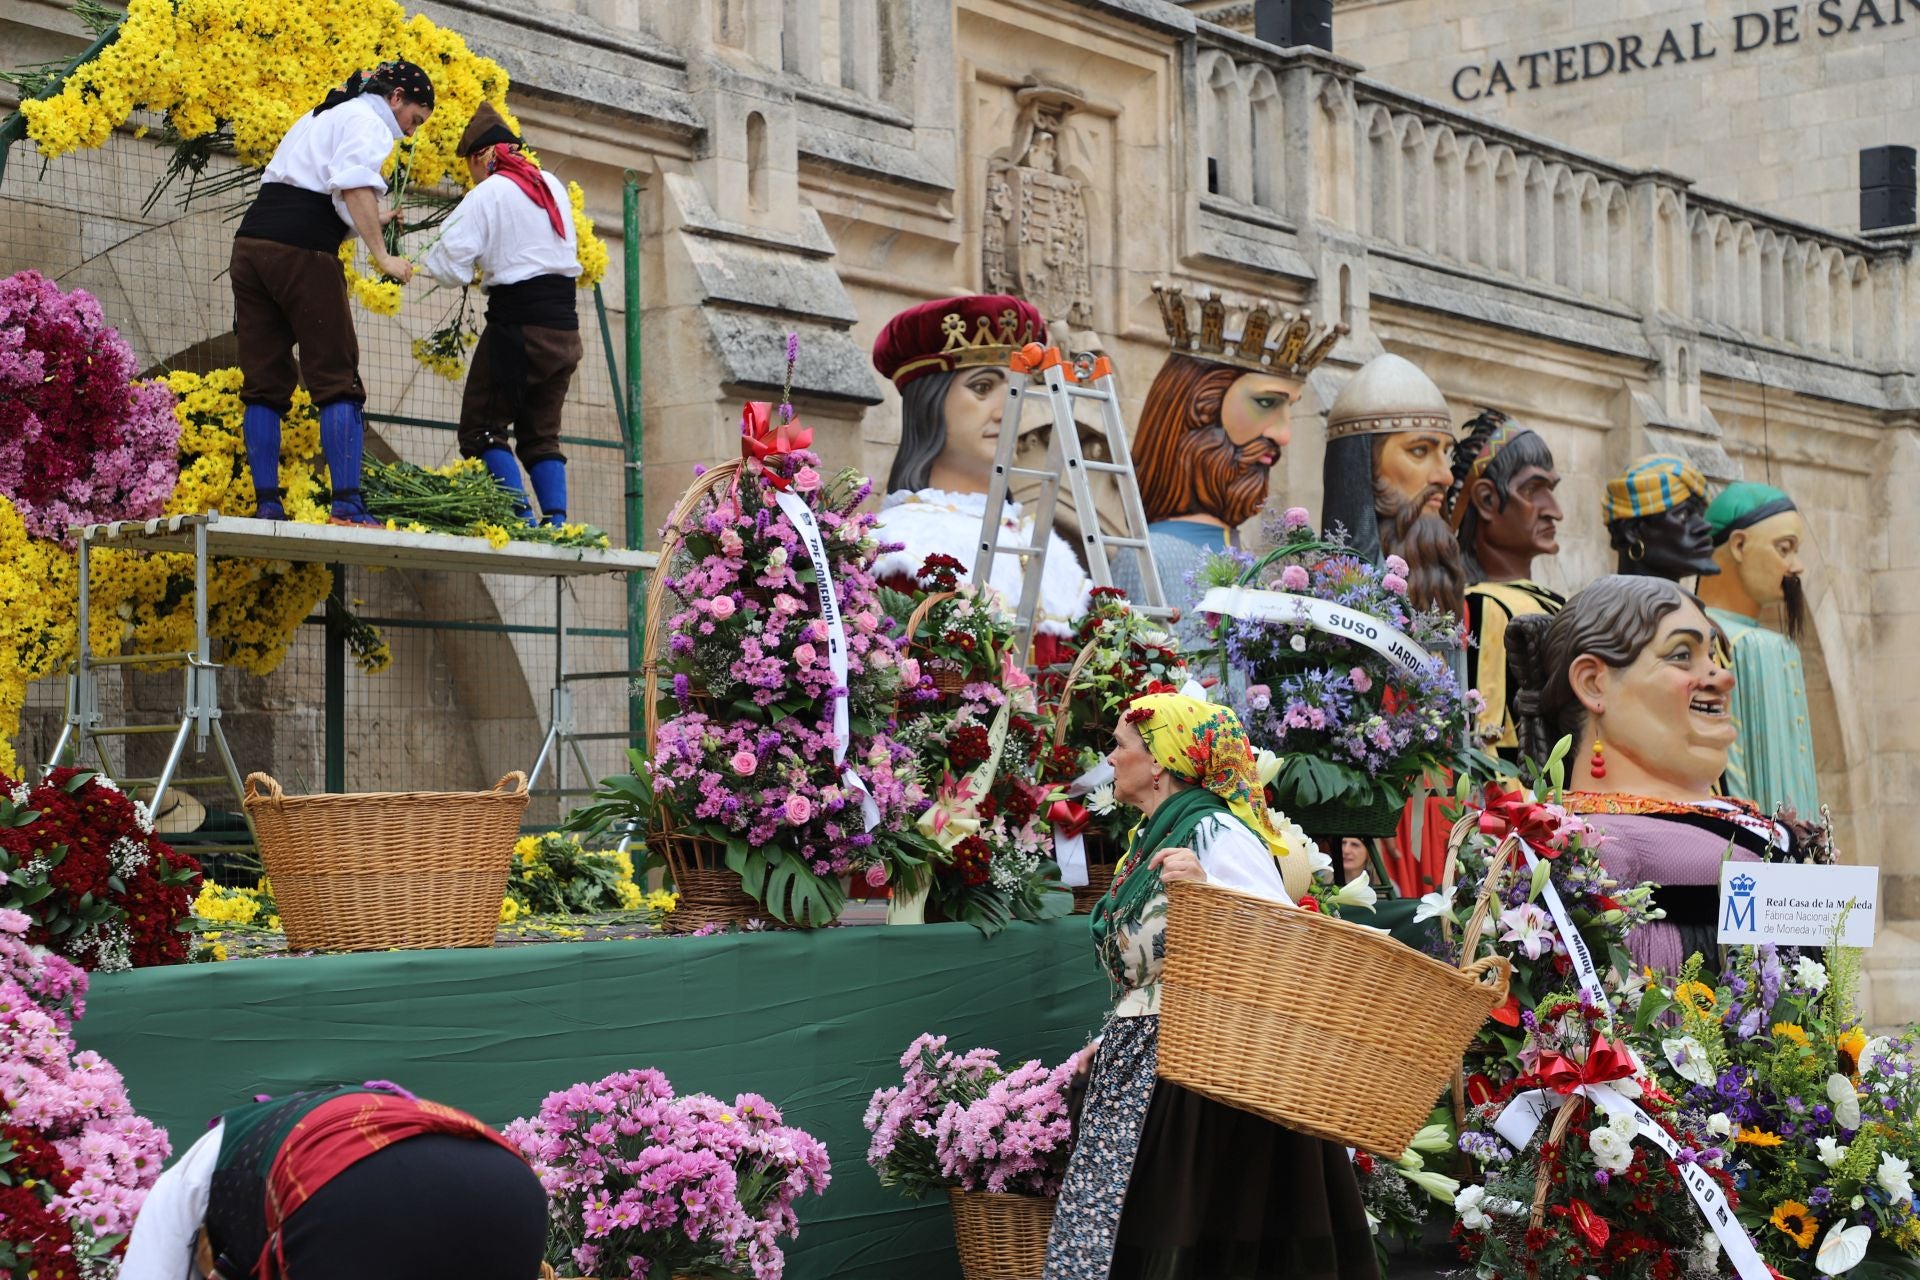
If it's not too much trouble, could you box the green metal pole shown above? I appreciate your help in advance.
[325,565,347,792]
[622,171,645,741]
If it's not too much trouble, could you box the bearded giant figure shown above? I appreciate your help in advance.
[1694,482,1821,819]
[1113,286,1343,622]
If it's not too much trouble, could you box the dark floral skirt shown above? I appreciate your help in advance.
[1044,1016,1375,1280]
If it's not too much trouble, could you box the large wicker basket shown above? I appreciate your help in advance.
[948,1188,1055,1280]
[243,771,527,952]
[1157,877,1510,1156]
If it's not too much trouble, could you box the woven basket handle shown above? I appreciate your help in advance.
[1530,1097,1585,1227]
[1460,953,1512,999]
[492,771,528,795]
[244,772,284,802]
[1455,833,1523,968]
[1050,637,1104,749]
[901,590,958,647]
[641,459,744,752]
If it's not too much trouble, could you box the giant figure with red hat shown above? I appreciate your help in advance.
[870,294,1091,664]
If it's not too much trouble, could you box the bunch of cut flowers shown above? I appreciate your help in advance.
[0,768,201,971]
[1194,505,1476,817]
[506,1067,830,1280]
[1035,586,1190,851]
[1452,990,1734,1280]
[881,553,1009,698]
[361,456,610,548]
[1638,942,1920,1279]
[863,1033,1074,1201]
[1,905,172,1277]
[616,407,923,925]
[1433,751,1661,1089]
[891,613,1071,936]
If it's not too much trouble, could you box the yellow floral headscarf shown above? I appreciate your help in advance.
[1129,692,1310,898]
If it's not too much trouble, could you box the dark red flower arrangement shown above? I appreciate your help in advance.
[0,767,201,970]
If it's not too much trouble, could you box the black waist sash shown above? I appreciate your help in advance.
[236,183,350,253]
[486,274,577,330]
[1649,882,1720,927]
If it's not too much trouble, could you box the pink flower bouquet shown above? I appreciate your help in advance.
[0,907,172,1274]
[506,1068,830,1280]
[864,1034,1074,1201]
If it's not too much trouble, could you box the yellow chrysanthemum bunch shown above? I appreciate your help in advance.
[340,240,405,316]
[0,496,80,777]
[21,0,515,192]
[567,180,608,289]
[192,880,262,926]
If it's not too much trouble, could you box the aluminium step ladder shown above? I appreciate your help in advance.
[973,344,1171,662]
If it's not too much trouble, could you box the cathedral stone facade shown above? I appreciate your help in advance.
[5,0,1917,1019]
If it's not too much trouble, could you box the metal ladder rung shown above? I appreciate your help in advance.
[1061,385,1118,402]
[84,651,197,667]
[561,669,644,683]
[1003,467,1057,481]
[982,541,1045,556]
[1091,536,1150,551]
[559,730,647,741]
[83,724,183,736]
[1078,461,1130,475]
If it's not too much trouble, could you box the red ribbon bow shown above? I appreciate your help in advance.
[1047,800,1091,839]
[740,402,813,489]
[1477,783,1566,856]
[1533,1034,1636,1096]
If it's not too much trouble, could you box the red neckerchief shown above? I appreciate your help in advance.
[487,144,566,238]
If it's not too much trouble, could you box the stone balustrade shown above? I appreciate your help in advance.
[1192,23,1914,376]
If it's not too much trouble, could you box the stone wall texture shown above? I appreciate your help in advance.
[5,0,1918,1018]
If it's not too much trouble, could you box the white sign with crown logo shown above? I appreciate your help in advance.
[1717,862,1880,948]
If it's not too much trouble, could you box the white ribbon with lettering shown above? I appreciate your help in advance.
[773,489,879,831]
[1493,1082,1768,1280]
[1194,587,1440,679]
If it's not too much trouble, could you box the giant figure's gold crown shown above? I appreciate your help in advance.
[1151,283,1347,379]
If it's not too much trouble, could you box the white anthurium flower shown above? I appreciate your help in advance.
[1414,891,1457,926]
[1795,954,1830,993]
[1454,1184,1491,1230]
[1828,1073,1863,1130]
[1878,1153,1914,1205]
[1706,1112,1733,1138]
[1817,1136,1849,1168]
[1401,1167,1461,1202]
[1664,1036,1717,1087]
[1816,1219,1872,1276]
[1330,875,1378,912]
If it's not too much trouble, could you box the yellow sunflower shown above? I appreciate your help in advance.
[1838,1026,1868,1077]
[1770,1199,1818,1249]
[1737,1126,1786,1147]
[1773,1022,1812,1050]
[1675,980,1718,1017]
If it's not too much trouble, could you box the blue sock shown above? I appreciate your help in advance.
[242,404,283,516]
[528,459,567,525]
[479,447,533,522]
[318,401,367,518]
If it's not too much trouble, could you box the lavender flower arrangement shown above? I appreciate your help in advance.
[0,270,180,544]
[863,1033,1074,1201]
[1195,505,1475,815]
[506,1067,831,1280]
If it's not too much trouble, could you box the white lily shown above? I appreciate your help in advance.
[1401,1166,1461,1202]
[1815,1218,1872,1276]
[1817,1136,1849,1168]
[1828,1073,1863,1130]
[1706,1112,1733,1138]
[1414,891,1457,925]
[1254,748,1283,787]
[1330,875,1378,912]
[1405,1123,1454,1155]
[1307,846,1335,878]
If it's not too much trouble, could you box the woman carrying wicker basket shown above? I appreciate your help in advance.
[1044,691,1374,1280]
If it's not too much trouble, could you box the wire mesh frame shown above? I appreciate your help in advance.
[1,113,643,873]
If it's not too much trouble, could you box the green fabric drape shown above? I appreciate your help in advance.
[72,920,1109,1280]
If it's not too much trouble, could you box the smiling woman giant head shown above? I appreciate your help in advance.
[1532,575,1734,801]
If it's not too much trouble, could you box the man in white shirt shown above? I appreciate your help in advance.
[232,60,434,527]
[422,103,582,525]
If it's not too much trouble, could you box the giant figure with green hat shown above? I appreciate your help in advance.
[1694,481,1820,819]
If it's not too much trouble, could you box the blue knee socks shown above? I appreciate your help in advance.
[479,447,533,522]
[242,403,285,519]
[318,400,370,521]
[528,459,568,525]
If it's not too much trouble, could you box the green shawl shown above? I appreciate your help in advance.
[1088,786,1228,964]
